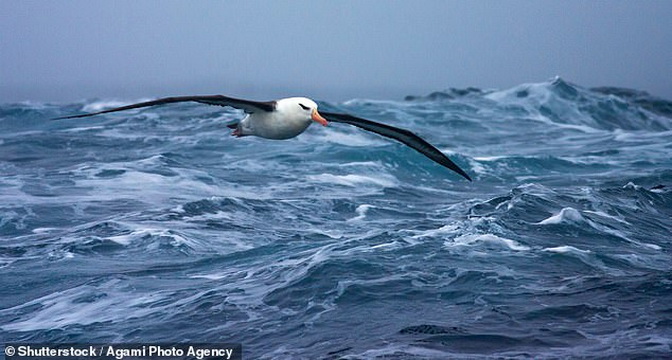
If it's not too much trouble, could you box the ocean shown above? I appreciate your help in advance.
[1,77,671,359]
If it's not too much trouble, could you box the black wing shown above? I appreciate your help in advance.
[54,95,277,120]
[320,111,472,181]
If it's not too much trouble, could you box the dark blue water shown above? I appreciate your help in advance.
[1,78,671,359]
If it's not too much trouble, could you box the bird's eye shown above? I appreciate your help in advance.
[299,103,310,111]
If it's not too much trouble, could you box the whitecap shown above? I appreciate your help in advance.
[16,100,53,109]
[100,228,204,252]
[347,204,373,222]
[642,243,662,250]
[190,273,229,281]
[623,182,641,190]
[106,233,135,246]
[59,125,106,133]
[410,224,460,239]
[47,250,76,260]
[32,227,60,234]
[82,99,151,113]
[472,155,508,162]
[467,158,487,176]
[542,245,591,255]
[449,234,530,251]
[538,208,660,251]
[537,207,585,225]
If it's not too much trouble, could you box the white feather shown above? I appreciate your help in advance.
[241,97,318,140]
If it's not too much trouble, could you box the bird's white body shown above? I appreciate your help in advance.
[235,97,320,140]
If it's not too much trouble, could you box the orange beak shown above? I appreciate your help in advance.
[311,109,329,126]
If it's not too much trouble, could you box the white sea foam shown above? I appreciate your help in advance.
[642,243,662,250]
[468,158,487,176]
[105,233,135,246]
[448,234,531,251]
[0,279,166,331]
[302,129,383,147]
[582,210,630,225]
[410,224,460,239]
[336,161,383,168]
[613,129,672,143]
[543,245,591,255]
[306,173,398,188]
[347,204,373,222]
[623,182,641,190]
[472,155,508,161]
[82,99,151,113]
[537,207,661,251]
[537,207,586,225]
[75,167,223,205]
[59,125,106,133]
[369,241,398,249]
[32,227,59,234]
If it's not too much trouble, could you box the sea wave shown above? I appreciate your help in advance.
[1,79,671,358]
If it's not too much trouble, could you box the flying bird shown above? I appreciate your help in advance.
[55,95,472,181]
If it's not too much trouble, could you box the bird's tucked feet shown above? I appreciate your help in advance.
[227,123,242,137]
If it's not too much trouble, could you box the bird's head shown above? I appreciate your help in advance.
[278,97,328,126]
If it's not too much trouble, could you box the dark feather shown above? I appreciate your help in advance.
[53,95,276,120]
[320,111,472,181]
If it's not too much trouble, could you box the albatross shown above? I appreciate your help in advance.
[55,95,472,181]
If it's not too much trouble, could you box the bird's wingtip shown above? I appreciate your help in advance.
[457,171,473,182]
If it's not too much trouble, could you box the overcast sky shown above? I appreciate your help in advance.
[2,1,671,103]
